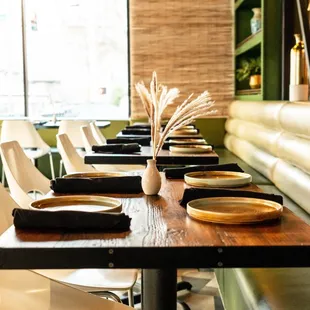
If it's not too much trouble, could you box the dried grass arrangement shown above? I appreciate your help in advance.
[135,71,216,159]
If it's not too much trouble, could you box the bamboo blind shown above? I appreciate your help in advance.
[130,0,234,118]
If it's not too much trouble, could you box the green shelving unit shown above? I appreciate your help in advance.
[234,0,282,101]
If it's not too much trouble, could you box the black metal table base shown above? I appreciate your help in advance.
[142,269,177,310]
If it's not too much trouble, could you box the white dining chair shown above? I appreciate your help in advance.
[0,120,55,181]
[57,133,96,175]
[0,169,137,307]
[90,121,107,145]
[80,125,145,172]
[0,141,50,207]
[0,269,134,310]
[57,120,92,176]
[58,120,90,149]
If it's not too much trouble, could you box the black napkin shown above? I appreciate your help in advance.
[92,143,141,154]
[51,176,142,194]
[121,129,151,135]
[180,188,283,208]
[164,163,244,179]
[162,142,213,150]
[107,138,150,146]
[12,208,131,231]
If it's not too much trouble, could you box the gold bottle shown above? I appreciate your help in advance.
[290,34,308,85]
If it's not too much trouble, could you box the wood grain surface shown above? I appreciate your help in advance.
[85,146,219,165]
[0,175,309,269]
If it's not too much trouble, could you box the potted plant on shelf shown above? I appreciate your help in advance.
[236,56,261,89]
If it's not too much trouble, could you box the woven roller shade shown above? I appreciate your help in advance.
[130,0,233,119]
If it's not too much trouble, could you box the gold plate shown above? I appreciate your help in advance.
[169,138,207,144]
[170,129,198,136]
[63,172,127,179]
[169,145,212,154]
[187,197,283,224]
[184,171,252,187]
[30,196,122,213]
[180,125,195,129]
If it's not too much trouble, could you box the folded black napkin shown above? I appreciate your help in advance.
[92,143,141,154]
[51,176,142,194]
[164,163,244,179]
[12,208,131,231]
[121,129,151,135]
[180,188,283,208]
[107,138,150,146]
[162,142,213,150]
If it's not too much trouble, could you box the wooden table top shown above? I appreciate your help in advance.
[85,146,219,165]
[116,132,203,139]
[0,175,310,269]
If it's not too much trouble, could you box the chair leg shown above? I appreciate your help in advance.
[128,288,134,307]
[89,291,122,303]
[1,168,5,186]
[48,152,55,179]
[59,160,63,177]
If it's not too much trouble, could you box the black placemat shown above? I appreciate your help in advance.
[92,143,141,153]
[164,163,244,179]
[107,138,150,146]
[180,188,283,208]
[13,208,131,231]
[121,129,151,135]
[51,176,142,194]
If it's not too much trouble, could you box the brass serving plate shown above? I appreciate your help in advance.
[170,129,198,136]
[169,138,207,144]
[169,145,212,154]
[30,196,122,213]
[180,125,195,129]
[63,172,127,179]
[187,197,283,224]
[184,171,252,188]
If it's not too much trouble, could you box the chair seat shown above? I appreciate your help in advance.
[35,269,138,291]
[0,270,132,309]
[24,148,50,159]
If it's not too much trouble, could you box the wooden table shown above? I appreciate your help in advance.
[1,176,310,310]
[85,146,219,165]
[116,132,203,139]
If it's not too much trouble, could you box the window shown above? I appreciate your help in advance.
[0,0,129,119]
[0,0,25,116]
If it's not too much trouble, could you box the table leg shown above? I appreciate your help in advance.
[142,269,177,310]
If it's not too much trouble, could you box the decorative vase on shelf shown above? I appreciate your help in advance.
[141,159,161,196]
[289,34,308,101]
[250,8,261,34]
[249,74,261,89]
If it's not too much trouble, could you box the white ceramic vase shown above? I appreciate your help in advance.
[142,159,161,195]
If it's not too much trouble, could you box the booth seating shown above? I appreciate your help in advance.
[215,100,310,310]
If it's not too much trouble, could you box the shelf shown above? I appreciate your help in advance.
[234,94,262,101]
[236,89,261,95]
[235,0,261,10]
[236,30,262,56]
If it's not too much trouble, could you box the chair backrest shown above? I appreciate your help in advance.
[90,121,106,145]
[0,141,50,208]
[58,120,91,148]
[0,182,18,232]
[1,120,50,152]
[57,133,95,174]
[80,125,99,153]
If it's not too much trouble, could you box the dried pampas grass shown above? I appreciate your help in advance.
[135,71,216,159]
